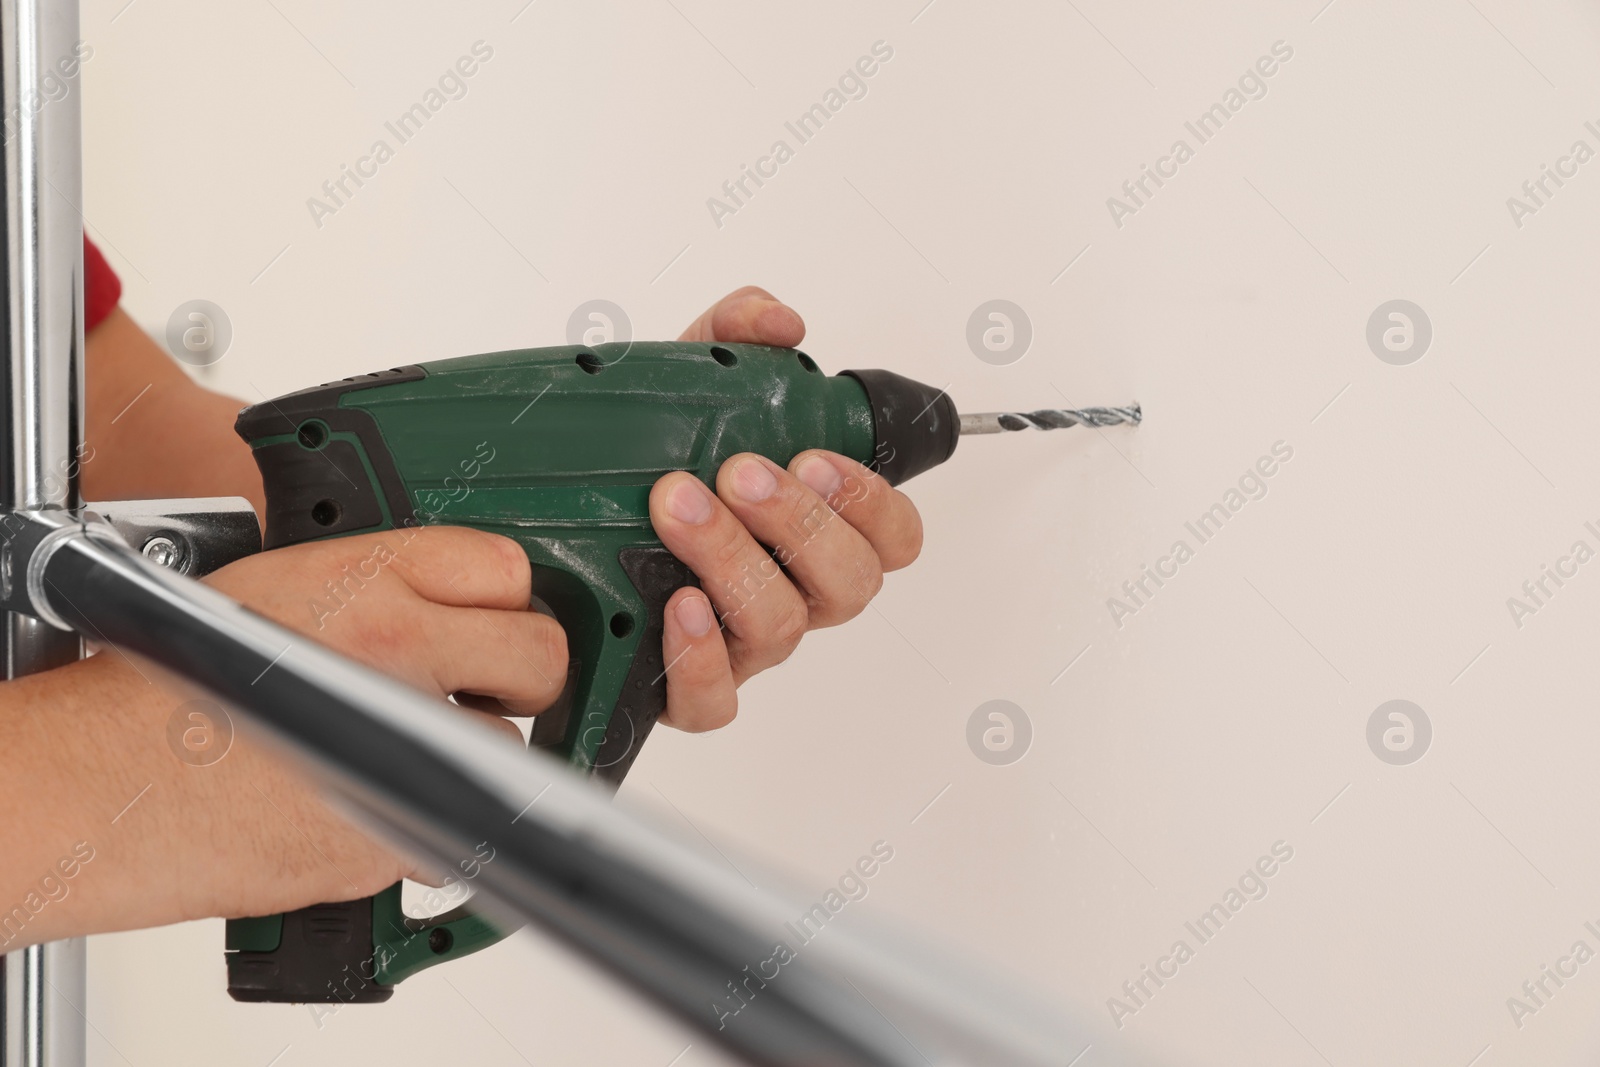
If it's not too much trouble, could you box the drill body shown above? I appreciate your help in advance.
[224,340,957,1002]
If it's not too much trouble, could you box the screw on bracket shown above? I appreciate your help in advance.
[142,535,184,570]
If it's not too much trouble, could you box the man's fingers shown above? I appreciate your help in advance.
[649,472,809,680]
[714,453,882,629]
[678,285,806,347]
[425,604,568,713]
[381,526,533,610]
[658,588,738,732]
[789,451,923,572]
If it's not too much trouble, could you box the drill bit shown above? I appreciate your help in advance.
[958,404,1142,435]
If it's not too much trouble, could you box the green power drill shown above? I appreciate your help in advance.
[222,339,1139,1003]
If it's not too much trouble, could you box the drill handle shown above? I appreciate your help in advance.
[531,545,699,782]
[224,398,536,1001]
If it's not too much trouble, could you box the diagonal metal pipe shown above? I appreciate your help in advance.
[25,515,1070,1067]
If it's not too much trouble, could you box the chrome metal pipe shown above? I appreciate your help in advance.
[29,520,1066,1067]
[0,0,81,514]
[0,1,87,1066]
[1,943,82,1067]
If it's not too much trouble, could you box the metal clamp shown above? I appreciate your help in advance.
[87,498,260,578]
[0,499,260,631]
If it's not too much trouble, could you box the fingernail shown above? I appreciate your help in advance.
[795,454,842,499]
[667,479,713,524]
[677,594,713,637]
[731,458,777,503]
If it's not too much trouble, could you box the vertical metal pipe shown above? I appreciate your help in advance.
[0,1,87,1066]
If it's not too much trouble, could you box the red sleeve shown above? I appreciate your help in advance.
[84,235,120,334]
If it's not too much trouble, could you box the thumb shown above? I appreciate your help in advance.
[679,286,806,346]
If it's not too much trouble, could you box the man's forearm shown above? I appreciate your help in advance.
[0,309,275,949]
[83,307,265,515]
[0,648,394,950]
[0,655,186,948]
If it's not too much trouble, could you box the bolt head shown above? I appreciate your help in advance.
[142,536,183,569]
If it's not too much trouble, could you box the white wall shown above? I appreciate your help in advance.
[79,0,1600,1064]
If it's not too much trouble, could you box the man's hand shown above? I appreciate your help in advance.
[651,287,925,732]
[193,526,562,907]
[0,525,564,946]
[206,526,566,722]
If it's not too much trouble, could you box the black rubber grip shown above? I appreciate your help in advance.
[592,547,700,785]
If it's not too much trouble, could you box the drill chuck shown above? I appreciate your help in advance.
[838,368,960,485]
